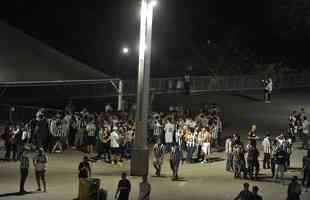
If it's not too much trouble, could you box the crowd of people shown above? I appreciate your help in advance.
[1,103,310,200]
[0,107,136,164]
[224,107,310,193]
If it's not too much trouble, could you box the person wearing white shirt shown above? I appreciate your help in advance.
[276,134,286,147]
[186,130,195,163]
[225,136,233,171]
[164,119,175,153]
[262,134,272,169]
[302,116,309,149]
[110,127,120,165]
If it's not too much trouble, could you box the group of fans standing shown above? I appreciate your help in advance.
[224,107,310,192]
[1,106,136,165]
[1,102,310,199]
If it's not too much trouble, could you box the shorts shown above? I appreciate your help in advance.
[35,170,46,179]
[111,147,120,155]
[86,136,96,145]
[202,142,211,155]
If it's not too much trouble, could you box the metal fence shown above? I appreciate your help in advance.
[123,73,310,94]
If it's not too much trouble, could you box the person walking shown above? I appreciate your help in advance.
[33,148,48,192]
[225,136,234,171]
[19,149,30,194]
[262,134,272,169]
[164,118,175,153]
[153,140,165,177]
[233,182,253,200]
[287,176,302,200]
[170,145,182,181]
[115,172,131,200]
[138,176,151,200]
[302,150,310,192]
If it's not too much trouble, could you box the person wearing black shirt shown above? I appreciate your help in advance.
[251,186,263,200]
[234,182,253,200]
[303,150,310,191]
[115,172,131,200]
[247,144,260,180]
[3,125,13,161]
[287,176,301,200]
[78,156,91,179]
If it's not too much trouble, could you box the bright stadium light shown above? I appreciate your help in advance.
[122,47,130,55]
[150,0,158,8]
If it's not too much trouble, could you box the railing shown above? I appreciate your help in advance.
[123,72,310,94]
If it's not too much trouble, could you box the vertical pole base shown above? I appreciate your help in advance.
[130,147,149,176]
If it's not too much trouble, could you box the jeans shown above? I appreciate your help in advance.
[263,153,271,169]
[166,143,172,153]
[20,169,29,192]
[274,164,285,183]
[226,153,234,171]
[187,146,195,162]
[247,159,259,178]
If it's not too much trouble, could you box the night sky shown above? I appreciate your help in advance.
[1,0,310,77]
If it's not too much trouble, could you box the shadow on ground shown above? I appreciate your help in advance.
[0,191,36,197]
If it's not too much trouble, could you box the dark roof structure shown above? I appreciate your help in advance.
[0,21,109,82]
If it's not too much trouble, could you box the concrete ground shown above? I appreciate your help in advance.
[1,88,310,200]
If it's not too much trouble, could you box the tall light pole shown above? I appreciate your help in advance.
[131,0,157,176]
[117,46,130,111]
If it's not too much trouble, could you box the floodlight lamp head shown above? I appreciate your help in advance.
[150,0,158,8]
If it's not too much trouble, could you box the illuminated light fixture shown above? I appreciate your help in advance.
[149,0,158,8]
[122,47,129,54]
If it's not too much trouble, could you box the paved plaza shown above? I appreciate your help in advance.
[1,88,310,200]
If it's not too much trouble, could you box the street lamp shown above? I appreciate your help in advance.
[131,0,157,176]
[122,47,130,55]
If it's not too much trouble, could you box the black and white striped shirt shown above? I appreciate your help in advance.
[86,123,96,137]
[153,121,162,137]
